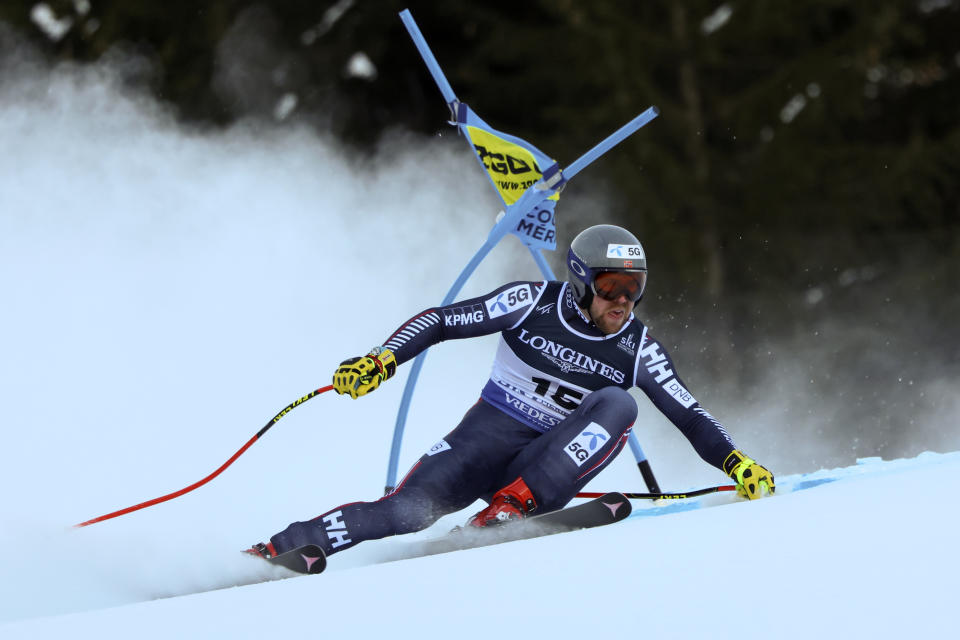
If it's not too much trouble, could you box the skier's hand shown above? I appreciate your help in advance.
[723,450,775,499]
[332,347,397,399]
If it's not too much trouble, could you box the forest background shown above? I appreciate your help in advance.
[2,0,958,466]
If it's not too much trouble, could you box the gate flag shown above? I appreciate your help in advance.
[458,105,559,252]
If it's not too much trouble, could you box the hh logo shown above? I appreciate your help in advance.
[322,510,352,550]
[564,422,611,467]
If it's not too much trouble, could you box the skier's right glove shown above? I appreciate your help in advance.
[332,347,397,399]
[723,449,775,499]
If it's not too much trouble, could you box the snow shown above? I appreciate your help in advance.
[2,455,958,638]
[1,51,957,640]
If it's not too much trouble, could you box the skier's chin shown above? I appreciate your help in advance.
[596,312,627,335]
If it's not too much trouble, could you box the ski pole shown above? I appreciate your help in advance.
[576,484,736,500]
[74,385,334,528]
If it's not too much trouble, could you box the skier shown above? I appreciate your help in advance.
[249,224,774,560]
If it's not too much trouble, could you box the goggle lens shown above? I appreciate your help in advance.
[593,270,646,302]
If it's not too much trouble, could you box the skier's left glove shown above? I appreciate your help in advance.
[332,347,397,399]
[723,449,775,499]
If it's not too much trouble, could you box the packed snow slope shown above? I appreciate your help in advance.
[2,453,959,639]
[2,47,957,640]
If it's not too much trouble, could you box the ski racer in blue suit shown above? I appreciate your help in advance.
[250,224,774,560]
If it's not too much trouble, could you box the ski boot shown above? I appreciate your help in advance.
[467,477,537,527]
[244,541,278,559]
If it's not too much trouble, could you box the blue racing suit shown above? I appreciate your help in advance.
[270,280,736,556]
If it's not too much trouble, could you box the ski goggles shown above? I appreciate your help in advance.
[591,270,647,302]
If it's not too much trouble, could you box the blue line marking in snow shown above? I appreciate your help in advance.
[789,477,837,492]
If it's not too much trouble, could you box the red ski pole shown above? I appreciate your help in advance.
[576,484,736,500]
[74,385,334,528]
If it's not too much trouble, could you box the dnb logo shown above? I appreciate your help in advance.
[485,284,532,319]
[564,422,611,467]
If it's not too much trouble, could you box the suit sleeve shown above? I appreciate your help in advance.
[633,332,737,470]
[381,281,544,366]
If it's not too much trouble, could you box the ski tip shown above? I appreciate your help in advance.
[293,549,327,574]
[267,544,328,575]
[600,493,632,520]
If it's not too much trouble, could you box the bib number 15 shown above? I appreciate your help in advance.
[531,376,583,411]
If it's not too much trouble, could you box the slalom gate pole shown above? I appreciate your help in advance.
[576,485,736,500]
[632,452,662,493]
[384,188,554,492]
[386,9,662,494]
[74,385,334,528]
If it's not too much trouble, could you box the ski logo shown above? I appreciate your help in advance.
[603,500,625,517]
[617,333,637,355]
[564,422,611,467]
[301,553,323,572]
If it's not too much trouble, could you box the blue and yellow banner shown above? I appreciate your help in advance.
[458,105,559,251]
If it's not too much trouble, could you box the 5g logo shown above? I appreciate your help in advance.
[606,244,644,259]
[486,284,532,319]
[564,423,611,467]
[567,442,590,462]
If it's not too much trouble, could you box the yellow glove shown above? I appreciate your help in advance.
[332,347,397,399]
[723,449,775,499]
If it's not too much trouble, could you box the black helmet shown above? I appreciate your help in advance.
[566,224,647,307]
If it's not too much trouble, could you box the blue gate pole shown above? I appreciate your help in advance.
[386,8,661,493]
[384,184,556,493]
[383,237,498,494]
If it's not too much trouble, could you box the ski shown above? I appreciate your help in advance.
[249,543,327,575]
[248,493,629,575]
[407,491,632,558]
